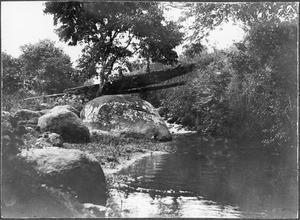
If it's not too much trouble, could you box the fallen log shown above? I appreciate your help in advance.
[109,63,195,91]
[65,63,196,95]
[110,81,186,95]
[23,81,186,101]
[23,64,196,101]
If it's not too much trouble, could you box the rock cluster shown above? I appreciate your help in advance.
[2,95,172,217]
[10,95,172,144]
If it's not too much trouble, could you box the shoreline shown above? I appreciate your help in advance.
[101,126,196,176]
[102,150,168,175]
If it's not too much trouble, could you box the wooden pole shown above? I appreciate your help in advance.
[23,93,66,101]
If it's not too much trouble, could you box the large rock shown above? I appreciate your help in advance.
[80,95,172,141]
[35,132,64,148]
[19,147,107,205]
[14,109,44,126]
[38,107,90,143]
[2,165,93,218]
[47,105,80,117]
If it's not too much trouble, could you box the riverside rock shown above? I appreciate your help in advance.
[19,147,107,205]
[80,95,172,141]
[38,107,90,143]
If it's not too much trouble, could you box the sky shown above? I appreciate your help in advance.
[1,1,245,64]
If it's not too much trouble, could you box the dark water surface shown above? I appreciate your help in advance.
[106,134,298,218]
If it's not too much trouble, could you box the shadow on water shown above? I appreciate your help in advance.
[106,133,298,218]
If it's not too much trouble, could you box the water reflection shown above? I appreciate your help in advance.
[107,190,241,218]
[107,134,298,218]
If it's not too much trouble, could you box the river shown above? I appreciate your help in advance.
[105,133,298,218]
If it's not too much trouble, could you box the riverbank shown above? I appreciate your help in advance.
[63,134,174,175]
[63,123,196,176]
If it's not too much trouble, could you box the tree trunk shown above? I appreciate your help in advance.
[96,64,108,97]
[146,55,150,74]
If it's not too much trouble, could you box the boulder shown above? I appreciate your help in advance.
[80,95,172,141]
[38,108,90,143]
[2,111,12,120]
[48,132,64,147]
[40,105,80,117]
[50,105,80,117]
[14,109,44,125]
[19,147,107,205]
[36,132,64,148]
[2,148,94,218]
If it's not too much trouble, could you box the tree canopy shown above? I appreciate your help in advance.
[2,52,23,94]
[44,1,184,95]
[181,2,298,41]
[19,39,79,94]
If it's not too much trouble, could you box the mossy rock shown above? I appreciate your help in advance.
[81,95,172,141]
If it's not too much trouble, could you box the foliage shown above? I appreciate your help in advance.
[154,20,298,152]
[182,42,204,59]
[226,21,298,147]
[2,52,23,94]
[181,2,298,41]
[157,49,232,134]
[138,2,298,152]
[44,1,184,94]
[19,39,80,94]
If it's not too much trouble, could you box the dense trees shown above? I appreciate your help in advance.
[2,52,23,94]
[44,1,184,95]
[19,39,80,94]
[141,2,298,152]
[226,22,298,147]
[181,2,298,41]
[2,39,80,98]
[3,2,297,152]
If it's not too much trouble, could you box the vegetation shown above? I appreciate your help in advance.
[180,2,298,41]
[2,2,297,156]
[3,39,80,95]
[140,2,298,154]
[44,1,184,95]
[19,39,82,94]
[2,40,82,111]
[1,2,298,217]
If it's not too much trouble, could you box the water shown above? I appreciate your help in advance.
[106,134,298,218]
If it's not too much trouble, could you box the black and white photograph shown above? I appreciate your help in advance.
[1,1,298,218]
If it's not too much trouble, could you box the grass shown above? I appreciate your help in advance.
[63,133,172,171]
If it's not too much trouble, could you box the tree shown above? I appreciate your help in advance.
[19,39,79,94]
[44,1,184,95]
[226,21,298,147]
[181,2,298,41]
[2,52,23,94]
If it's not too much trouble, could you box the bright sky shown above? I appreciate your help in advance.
[1,1,83,64]
[1,1,245,64]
